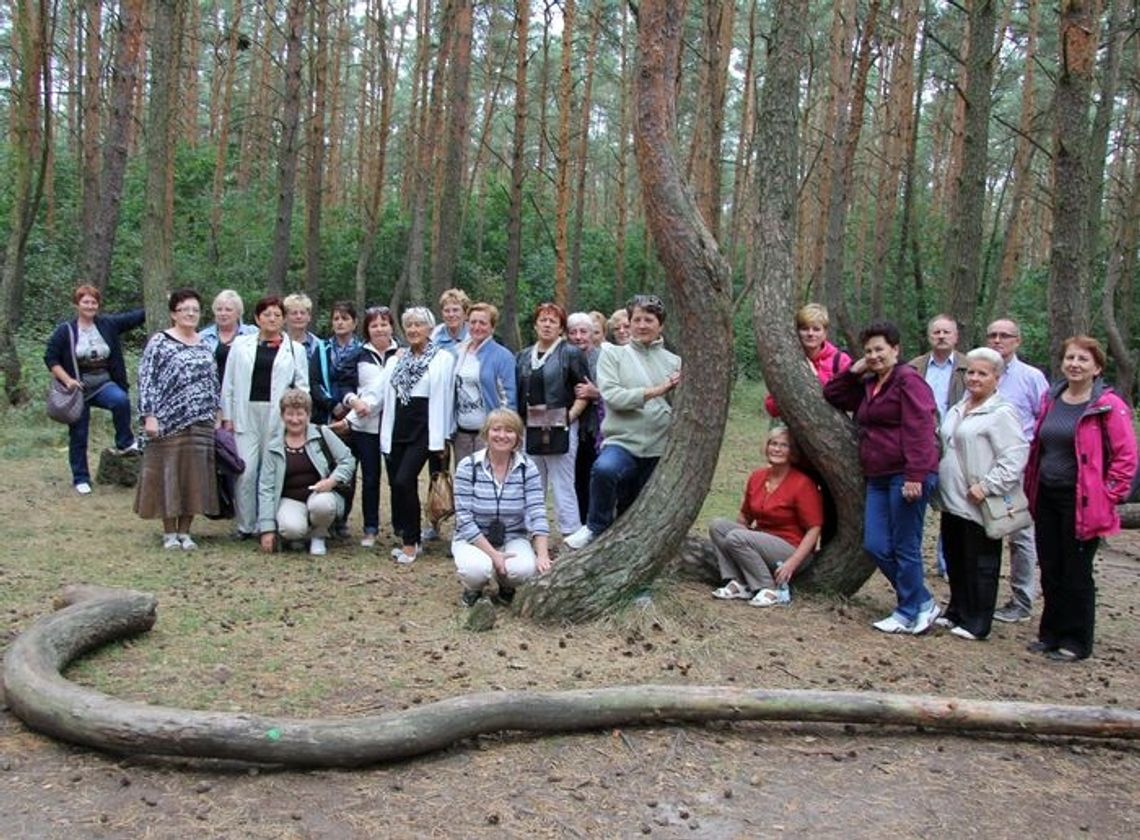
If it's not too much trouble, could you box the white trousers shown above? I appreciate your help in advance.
[276,493,339,540]
[452,537,538,591]
[233,402,274,535]
[530,420,581,535]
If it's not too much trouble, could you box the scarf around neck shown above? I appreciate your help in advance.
[530,336,563,370]
[391,341,437,405]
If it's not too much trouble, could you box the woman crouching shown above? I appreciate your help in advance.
[258,389,357,556]
[452,409,552,606]
[708,425,823,606]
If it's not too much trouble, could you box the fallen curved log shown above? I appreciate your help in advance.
[3,587,1138,768]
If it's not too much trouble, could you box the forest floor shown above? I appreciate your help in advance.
[1,387,1137,839]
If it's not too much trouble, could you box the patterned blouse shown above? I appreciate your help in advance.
[138,331,221,436]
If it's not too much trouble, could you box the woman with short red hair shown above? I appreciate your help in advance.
[515,302,590,536]
[44,285,146,494]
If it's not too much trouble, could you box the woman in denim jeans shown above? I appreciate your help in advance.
[824,321,941,635]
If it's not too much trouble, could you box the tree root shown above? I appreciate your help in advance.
[3,586,1138,768]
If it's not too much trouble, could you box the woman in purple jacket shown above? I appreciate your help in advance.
[824,321,941,635]
[1023,336,1137,661]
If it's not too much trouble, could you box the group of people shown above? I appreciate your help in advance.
[710,304,1136,663]
[45,285,681,606]
[46,287,1136,660]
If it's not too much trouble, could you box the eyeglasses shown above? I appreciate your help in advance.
[986,331,1018,340]
[366,306,391,316]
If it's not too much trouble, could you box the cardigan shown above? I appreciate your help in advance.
[257,424,357,534]
[44,309,146,391]
[453,336,519,425]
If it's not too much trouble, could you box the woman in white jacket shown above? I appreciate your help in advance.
[936,347,1028,641]
[335,306,399,548]
[221,295,309,538]
[380,307,455,563]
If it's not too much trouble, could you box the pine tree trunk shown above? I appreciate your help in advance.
[517,0,734,624]
[430,0,472,299]
[751,0,871,594]
[142,0,185,333]
[207,0,244,270]
[612,2,630,309]
[304,0,330,300]
[501,0,530,351]
[568,3,602,308]
[944,0,999,344]
[0,0,50,405]
[552,0,575,308]
[80,0,145,292]
[79,0,102,246]
[266,0,306,296]
[1048,0,1095,371]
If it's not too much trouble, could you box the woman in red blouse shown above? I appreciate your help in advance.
[708,426,824,606]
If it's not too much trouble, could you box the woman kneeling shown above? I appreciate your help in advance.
[708,425,823,607]
[258,389,357,556]
[452,409,552,606]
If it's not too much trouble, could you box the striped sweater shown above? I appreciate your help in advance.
[452,450,549,543]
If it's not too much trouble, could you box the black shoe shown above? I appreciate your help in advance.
[1026,640,1055,654]
[461,589,482,607]
[493,587,516,606]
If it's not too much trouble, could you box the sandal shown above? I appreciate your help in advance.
[711,580,752,600]
[749,588,782,608]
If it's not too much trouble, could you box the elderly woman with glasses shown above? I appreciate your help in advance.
[380,306,456,563]
[565,294,682,549]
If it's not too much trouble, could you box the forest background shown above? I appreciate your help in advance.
[0,0,1136,403]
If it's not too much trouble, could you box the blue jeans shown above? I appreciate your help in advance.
[864,473,937,623]
[585,444,658,534]
[68,383,134,484]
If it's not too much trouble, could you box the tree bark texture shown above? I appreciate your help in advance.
[552,0,575,308]
[944,0,999,344]
[750,0,871,595]
[431,0,473,299]
[304,0,330,299]
[515,0,734,624]
[142,0,186,335]
[79,0,145,292]
[568,2,603,307]
[78,0,102,246]
[1048,0,1095,372]
[501,0,530,350]
[5,588,1137,770]
[266,0,306,296]
[0,0,50,405]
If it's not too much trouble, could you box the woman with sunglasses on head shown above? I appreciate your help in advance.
[334,306,400,548]
[135,289,221,549]
[1023,336,1137,661]
[515,302,591,538]
[565,294,682,549]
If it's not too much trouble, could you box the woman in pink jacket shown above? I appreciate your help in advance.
[764,303,851,418]
[1023,336,1137,662]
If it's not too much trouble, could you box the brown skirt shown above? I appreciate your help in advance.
[134,422,219,520]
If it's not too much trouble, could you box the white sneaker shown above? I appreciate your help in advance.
[909,601,941,635]
[950,625,981,641]
[309,537,327,556]
[564,525,596,550]
[360,534,377,548]
[178,534,198,551]
[391,545,421,564]
[162,534,180,550]
[75,482,93,495]
[872,614,912,634]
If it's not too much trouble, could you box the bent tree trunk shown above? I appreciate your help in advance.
[749,0,871,594]
[6,588,1137,768]
[516,0,734,623]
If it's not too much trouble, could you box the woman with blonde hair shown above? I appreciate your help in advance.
[765,302,851,417]
[198,289,257,378]
[452,408,551,606]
